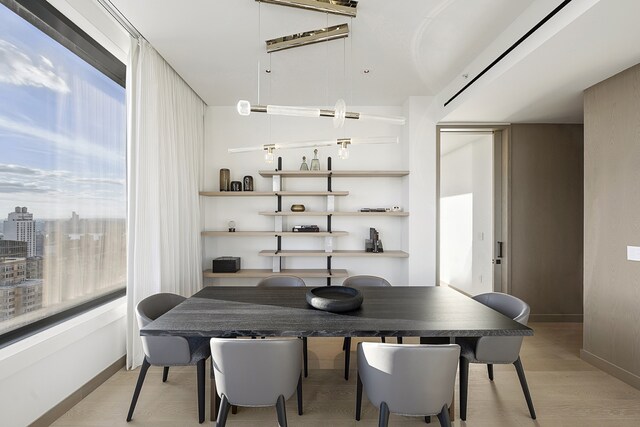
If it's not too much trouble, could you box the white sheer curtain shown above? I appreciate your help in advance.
[126,38,205,369]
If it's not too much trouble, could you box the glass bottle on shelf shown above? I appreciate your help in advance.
[300,156,309,171]
[310,149,321,171]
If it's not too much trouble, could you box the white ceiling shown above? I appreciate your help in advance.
[440,132,492,156]
[107,0,640,122]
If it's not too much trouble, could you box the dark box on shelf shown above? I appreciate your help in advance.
[212,257,241,273]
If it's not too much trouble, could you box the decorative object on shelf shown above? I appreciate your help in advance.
[237,99,405,127]
[212,257,241,273]
[228,221,236,232]
[243,175,254,191]
[219,168,230,191]
[299,156,309,171]
[359,208,389,212]
[230,181,242,191]
[292,225,319,232]
[391,206,402,212]
[228,136,399,163]
[310,149,321,170]
[365,227,384,253]
[306,286,363,313]
[291,204,306,212]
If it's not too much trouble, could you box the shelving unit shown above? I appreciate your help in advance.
[202,158,409,284]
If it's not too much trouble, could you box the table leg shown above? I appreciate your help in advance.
[420,337,456,421]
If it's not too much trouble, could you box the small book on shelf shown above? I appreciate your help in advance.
[292,225,320,232]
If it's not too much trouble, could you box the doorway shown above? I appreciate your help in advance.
[437,126,509,295]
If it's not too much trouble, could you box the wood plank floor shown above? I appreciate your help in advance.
[52,323,640,426]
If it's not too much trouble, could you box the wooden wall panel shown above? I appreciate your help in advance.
[583,63,640,382]
[510,124,584,320]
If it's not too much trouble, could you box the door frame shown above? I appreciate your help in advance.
[435,123,512,294]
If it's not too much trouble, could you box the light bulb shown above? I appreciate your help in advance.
[237,100,251,116]
[337,140,350,159]
[264,147,275,163]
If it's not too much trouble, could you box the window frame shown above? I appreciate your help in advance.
[0,0,127,348]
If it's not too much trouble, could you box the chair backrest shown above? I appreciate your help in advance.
[210,338,302,406]
[358,342,460,416]
[257,275,306,287]
[473,292,530,363]
[137,293,191,365]
[342,275,391,287]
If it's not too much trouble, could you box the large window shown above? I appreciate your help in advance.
[0,0,126,343]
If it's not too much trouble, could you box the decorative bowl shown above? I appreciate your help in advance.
[291,204,306,212]
[306,286,363,313]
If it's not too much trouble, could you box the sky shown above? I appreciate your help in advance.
[0,4,126,221]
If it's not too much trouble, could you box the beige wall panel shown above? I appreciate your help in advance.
[584,63,640,379]
[510,124,584,318]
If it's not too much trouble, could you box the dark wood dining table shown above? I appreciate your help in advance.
[141,285,533,421]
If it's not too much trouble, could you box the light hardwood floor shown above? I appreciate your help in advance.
[52,323,640,426]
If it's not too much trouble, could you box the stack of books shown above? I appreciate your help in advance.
[292,225,320,232]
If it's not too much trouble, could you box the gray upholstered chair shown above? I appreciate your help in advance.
[457,292,536,420]
[355,342,460,427]
[210,338,303,427]
[126,293,210,423]
[257,275,308,377]
[341,275,400,380]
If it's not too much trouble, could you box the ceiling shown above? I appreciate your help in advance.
[108,0,640,122]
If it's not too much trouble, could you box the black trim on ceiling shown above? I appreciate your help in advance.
[1,0,126,87]
[0,288,126,349]
[444,0,573,108]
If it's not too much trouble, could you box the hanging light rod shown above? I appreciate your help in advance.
[228,136,398,162]
[237,99,406,127]
[266,24,349,53]
[257,0,357,17]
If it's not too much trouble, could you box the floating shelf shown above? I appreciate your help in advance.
[259,170,409,178]
[200,191,348,197]
[201,231,348,237]
[259,250,409,258]
[203,268,349,278]
[259,211,409,217]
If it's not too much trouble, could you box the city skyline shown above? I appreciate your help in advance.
[0,4,126,220]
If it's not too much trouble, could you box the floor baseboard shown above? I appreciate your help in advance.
[581,349,640,390]
[529,314,583,322]
[30,355,126,427]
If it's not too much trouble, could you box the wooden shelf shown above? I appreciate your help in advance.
[200,191,348,197]
[259,170,409,178]
[259,211,409,217]
[203,268,348,278]
[202,231,348,237]
[259,250,409,258]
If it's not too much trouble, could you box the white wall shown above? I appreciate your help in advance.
[440,136,493,295]
[0,298,126,426]
[204,98,437,286]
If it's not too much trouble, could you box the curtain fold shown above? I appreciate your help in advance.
[126,38,205,369]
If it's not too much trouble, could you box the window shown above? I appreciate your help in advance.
[0,0,126,343]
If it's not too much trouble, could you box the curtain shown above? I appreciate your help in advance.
[126,38,205,369]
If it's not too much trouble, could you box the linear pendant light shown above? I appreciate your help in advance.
[257,0,358,17]
[266,24,349,53]
[237,99,406,127]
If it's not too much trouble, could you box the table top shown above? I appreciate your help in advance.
[141,286,533,338]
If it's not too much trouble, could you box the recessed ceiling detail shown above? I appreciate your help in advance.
[257,0,357,17]
[265,23,349,53]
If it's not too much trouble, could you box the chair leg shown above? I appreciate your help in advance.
[436,404,452,427]
[196,358,205,423]
[424,415,430,423]
[381,336,386,343]
[126,358,150,421]
[162,366,169,382]
[276,394,288,427]
[513,357,536,419]
[397,337,403,344]
[216,394,231,427]
[344,337,352,381]
[342,337,348,351]
[459,356,469,421]
[302,337,308,378]
[296,373,303,415]
[355,372,363,421]
[378,401,390,427]
[487,363,494,381]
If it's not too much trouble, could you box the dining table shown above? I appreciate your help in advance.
[140,285,533,421]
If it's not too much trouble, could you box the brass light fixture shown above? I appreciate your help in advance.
[266,24,349,53]
[257,0,357,17]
